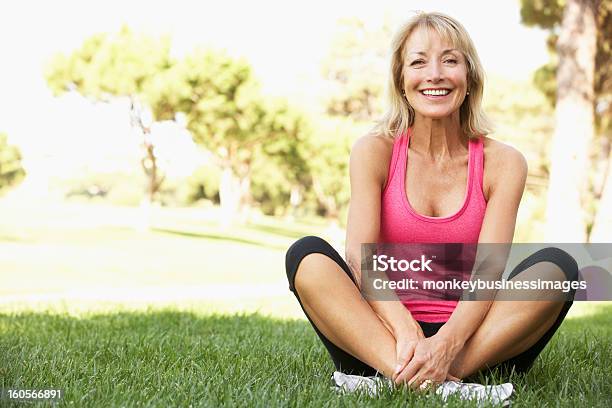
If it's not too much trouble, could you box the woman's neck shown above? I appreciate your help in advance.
[410,112,467,161]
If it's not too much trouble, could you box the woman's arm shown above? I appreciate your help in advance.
[435,144,528,347]
[345,134,422,340]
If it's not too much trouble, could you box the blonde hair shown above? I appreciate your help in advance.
[374,11,493,139]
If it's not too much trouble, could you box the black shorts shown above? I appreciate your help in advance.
[285,236,577,378]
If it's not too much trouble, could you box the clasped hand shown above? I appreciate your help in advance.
[392,332,462,389]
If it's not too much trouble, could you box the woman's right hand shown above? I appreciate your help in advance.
[392,326,462,384]
[392,327,425,382]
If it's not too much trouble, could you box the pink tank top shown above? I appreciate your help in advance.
[379,128,487,322]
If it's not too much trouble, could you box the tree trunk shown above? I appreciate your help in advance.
[130,97,164,231]
[219,165,241,228]
[141,138,164,204]
[590,147,612,241]
[287,184,302,220]
[136,138,165,231]
[544,0,597,242]
[218,157,253,227]
[312,177,338,219]
[238,172,252,224]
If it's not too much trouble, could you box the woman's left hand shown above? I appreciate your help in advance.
[393,333,463,388]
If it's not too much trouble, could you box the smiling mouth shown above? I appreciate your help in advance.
[420,89,452,97]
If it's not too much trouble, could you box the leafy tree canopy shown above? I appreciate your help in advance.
[147,49,309,178]
[45,25,174,104]
[322,17,392,121]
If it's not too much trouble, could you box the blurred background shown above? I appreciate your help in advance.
[0,0,610,317]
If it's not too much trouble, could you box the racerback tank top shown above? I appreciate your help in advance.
[379,128,487,322]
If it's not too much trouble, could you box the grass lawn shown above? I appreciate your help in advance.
[0,201,332,295]
[1,305,611,407]
[1,202,611,406]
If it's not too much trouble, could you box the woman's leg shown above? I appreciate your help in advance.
[449,247,578,378]
[285,236,398,377]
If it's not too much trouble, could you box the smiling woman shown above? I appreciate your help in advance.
[406,37,466,110]
[285,11,578,393]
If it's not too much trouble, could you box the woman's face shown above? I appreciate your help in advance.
[402,27,469,120]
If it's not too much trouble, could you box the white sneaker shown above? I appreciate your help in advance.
[436,380,513,406]
[331,371,392,396]
[331,371,513,405]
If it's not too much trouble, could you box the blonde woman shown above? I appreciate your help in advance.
[285,12,577,388]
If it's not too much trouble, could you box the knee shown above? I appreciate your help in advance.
[535,247,579,282]
[285,235,335,293]
[514,247,579,282]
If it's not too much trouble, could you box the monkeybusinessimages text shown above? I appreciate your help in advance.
[370,255,586,293]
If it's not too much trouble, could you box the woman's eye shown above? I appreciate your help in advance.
[444,59,458,64]
[410,60,425,66]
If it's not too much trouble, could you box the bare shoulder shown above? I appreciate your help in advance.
[350,132,395,186]
[482,136,527,172]
[482,136,528,197]
[351,132,394,156]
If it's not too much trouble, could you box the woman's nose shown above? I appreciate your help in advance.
[426,61,443,82]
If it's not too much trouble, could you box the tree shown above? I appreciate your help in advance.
[45,26,174,208]
[46,28,309,226]
[301,117,357,221]
[521,0,604,241]
[521,0,611,123]
[521,0,610,241]
[0,132,26,195]
[322,17,391,121]
[145,48,311,225]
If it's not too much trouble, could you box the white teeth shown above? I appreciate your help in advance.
[422,89,450,96]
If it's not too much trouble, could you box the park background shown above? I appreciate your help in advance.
[0,0,610,406]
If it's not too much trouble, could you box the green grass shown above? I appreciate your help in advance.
[0,203,331,295]
[0,202,610,406]
[1,305,611,407]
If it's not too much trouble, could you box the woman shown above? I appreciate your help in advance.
[285,12,578,389]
